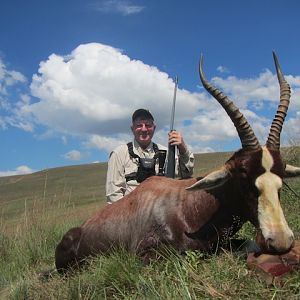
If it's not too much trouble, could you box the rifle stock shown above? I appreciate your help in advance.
[166,77,178,178]
[166,143,176,178]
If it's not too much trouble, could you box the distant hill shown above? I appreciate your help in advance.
[0,152,233,223]
[0,162,108,204]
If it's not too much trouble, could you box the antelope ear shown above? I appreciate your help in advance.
[285,164,300,178]
[186,167,232,190]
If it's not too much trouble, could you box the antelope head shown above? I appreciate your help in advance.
[188,52,300,253]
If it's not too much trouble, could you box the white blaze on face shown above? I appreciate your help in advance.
[255,146,294,250]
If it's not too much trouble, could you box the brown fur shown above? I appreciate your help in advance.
[55,146,296,274]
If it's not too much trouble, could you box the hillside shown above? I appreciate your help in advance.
[0,152,232,199]
[0,152,232,225]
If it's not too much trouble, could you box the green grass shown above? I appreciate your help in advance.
[0,163,107,229]
[1,150,300,299]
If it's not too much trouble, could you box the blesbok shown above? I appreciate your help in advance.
[55,52,300,274]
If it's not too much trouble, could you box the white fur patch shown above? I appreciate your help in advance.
[255,147,293,250]
[261,146,274,171]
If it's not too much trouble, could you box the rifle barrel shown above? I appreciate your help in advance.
[169,76,178,131]
[166,77,178,178]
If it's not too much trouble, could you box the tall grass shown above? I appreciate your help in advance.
[1,180,300,299]
[1,150,300,299]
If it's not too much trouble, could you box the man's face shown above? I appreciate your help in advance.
[131,117,156,149]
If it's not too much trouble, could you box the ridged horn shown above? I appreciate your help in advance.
[199,54,260,150]
[266,51,291,150]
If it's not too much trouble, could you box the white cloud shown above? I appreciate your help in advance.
[0,61,6,81]
[211,70,300,111]
[5,42,300,154]
[87,134,130,153]
[0,165,35,177]
[0,116,6,129]
[92,0,144,16]
[0,59,26,94]
[0,58,32,131]
[29,43,202,137]
[283,111,300,145]
[5,70,26,85]
[64,150,83,161]
[217,65,230,74]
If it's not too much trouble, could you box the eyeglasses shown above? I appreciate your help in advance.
[133,121,154,129]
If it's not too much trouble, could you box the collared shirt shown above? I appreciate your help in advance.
[105,140,194,203]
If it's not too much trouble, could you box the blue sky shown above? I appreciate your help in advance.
[1,0,300,176]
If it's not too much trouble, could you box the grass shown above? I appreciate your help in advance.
[0,163,107,229]
[0,150,300,299]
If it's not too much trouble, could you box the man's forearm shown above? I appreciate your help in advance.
[178,150,194,177]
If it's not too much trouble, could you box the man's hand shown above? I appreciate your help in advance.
[168,131,188,155]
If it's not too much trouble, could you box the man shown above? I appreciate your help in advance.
[105,108,194,203]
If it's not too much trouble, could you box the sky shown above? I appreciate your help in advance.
[1,0,300,177]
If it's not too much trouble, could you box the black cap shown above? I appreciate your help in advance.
[132,109,154,122]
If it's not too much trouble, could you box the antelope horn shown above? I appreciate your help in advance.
[199,54,260,150]
[266,51,291,150]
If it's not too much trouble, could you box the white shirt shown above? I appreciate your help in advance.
[106,140,194,203]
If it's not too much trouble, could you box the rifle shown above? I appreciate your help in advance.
[166,77,178,178]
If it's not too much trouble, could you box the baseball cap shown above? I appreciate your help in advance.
[132,109,154,122]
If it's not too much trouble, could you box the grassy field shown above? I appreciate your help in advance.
[0,151,299,299]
